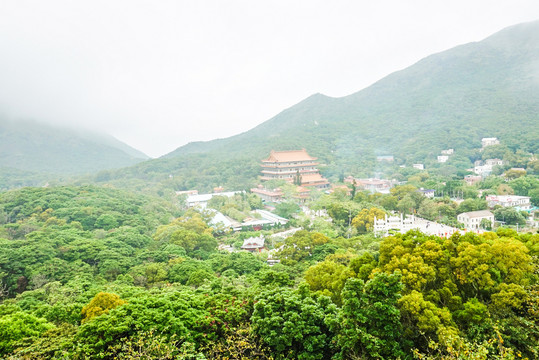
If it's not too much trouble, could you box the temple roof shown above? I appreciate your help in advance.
[263,149,317,163]
[301,173,328,183]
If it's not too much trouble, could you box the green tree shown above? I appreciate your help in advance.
[274,201,300,219]
[304,260,352,305]
[251,286,336,360]
[331,273,405,360]
[0,312,54,355]
[509,176,539,196]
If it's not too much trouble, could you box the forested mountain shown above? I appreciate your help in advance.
[0,118,149,183]
[167,20,539,162]
[90,20,539,193]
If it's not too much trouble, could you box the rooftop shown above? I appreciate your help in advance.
[458,210,494,218]
[263,149,317,163]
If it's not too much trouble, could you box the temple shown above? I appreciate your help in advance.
[260,149,329,188]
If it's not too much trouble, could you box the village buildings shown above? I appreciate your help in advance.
[344,176,397,194]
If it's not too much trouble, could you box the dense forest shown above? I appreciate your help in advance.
[1,185,538,359]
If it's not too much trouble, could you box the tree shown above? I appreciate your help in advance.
[494,207,526,225]
[251,286,336,360]
[530,188,539,207]
[274,201,300,219]
[0,312,54,355]
[81,292,127,323]
[331,274,405,360]
[277,231,329,265]
[397,194,417,214]
[457,198,487,214]
[480,218,492,231]
[304,259,352,305]
[509,176,539,196]
[351,207,386,233]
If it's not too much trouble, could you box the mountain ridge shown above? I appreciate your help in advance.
[0,118,149,178]
[164,20,538,165]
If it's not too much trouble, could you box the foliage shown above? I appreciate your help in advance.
[330,273,406,359]
[251,286,336,360]
[81,292,127,323]
[351,207,386,233]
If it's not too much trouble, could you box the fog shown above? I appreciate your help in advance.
[1,1,538,157]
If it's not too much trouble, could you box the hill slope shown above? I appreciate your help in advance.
[0,119,149,178]
[98,21,539,192]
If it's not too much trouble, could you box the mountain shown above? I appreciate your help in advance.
[0,119,149,179]
[97,21,539,192]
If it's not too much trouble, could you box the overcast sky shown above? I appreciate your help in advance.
[1,1,538,158]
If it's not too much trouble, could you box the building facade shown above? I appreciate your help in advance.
[260,149,329,188]
[486,195,531,210]
[457,210,494,230]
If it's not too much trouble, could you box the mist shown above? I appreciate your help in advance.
[1,0,538,157]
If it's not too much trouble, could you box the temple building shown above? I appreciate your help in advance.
[260,149,329,188]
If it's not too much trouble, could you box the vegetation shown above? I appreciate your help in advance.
[0,184,538,359]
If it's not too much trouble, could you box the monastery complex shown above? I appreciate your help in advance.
[260,149,329,189]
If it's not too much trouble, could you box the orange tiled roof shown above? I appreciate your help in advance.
[263,149,317,163]
[301,173,326,182]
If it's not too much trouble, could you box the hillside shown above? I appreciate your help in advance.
[97,21,539,192]
[0,119,149,186]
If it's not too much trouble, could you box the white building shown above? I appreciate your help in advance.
[437,155,449,163]
[485,158,503,166]
[186,191,241,208]
[373,214,416,236]
[481,137,500,148]
[441,149,454,155]
[473,164,493,177]
[486,195,531,210]
[457,210,494,230]
[418,188,435,198]
[413,164,424,170]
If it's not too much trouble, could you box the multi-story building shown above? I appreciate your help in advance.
[485,158,503,166]
[486,195,531,210]
[457,210,494,230]
[260,149,329,188]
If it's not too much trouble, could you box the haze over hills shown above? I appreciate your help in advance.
[92,20,539,193]
[166,20,538,162]
[0,118,149,183]
[3,21,538,192]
